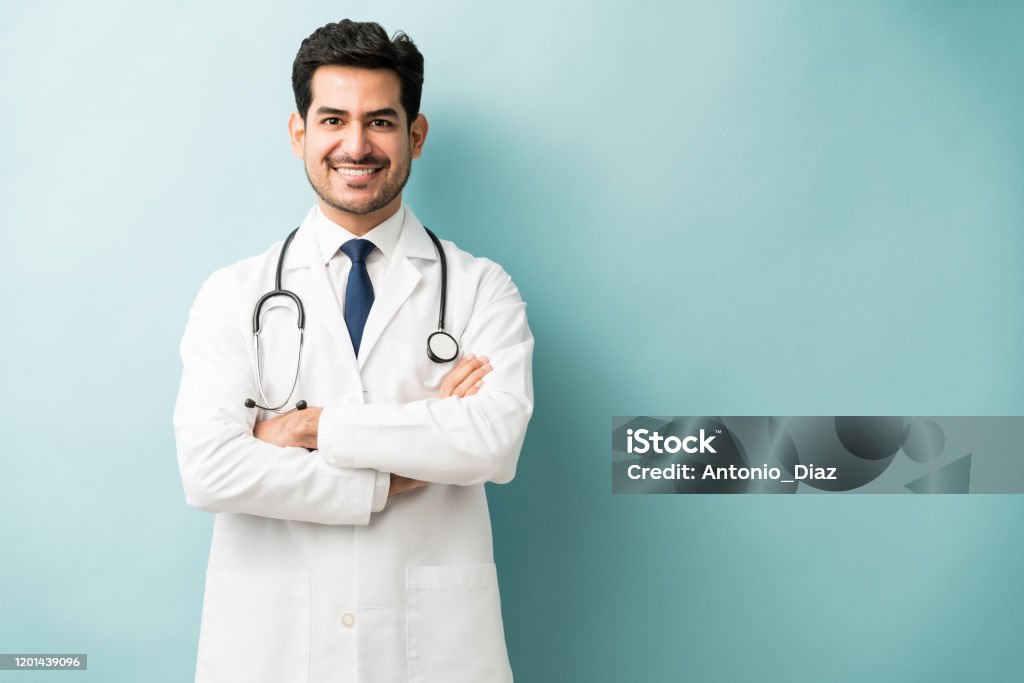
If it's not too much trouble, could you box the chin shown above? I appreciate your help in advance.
[333,198,385,215]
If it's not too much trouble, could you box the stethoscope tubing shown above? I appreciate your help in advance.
[246,223,458,412]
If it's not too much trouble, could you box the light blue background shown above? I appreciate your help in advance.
[2,1,1023,681]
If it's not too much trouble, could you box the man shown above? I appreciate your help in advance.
[173,19,533,683]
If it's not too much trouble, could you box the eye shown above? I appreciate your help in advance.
[323,117,342,126]
[370,119,393,128]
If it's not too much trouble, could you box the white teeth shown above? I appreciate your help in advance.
[336,167,379,177]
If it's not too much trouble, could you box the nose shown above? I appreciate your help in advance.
[341,123,373,160]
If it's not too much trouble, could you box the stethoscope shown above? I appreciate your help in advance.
[244,225,459,413]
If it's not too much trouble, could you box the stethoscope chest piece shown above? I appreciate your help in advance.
[426,330,459,363]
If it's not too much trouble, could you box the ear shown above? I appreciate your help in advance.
[409,114,428,160]
[288,111,305,159]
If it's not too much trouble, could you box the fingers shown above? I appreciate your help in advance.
[450,360,491,397]
[436,364,459,399]
[437,354,492,399]
[437,355,476,398]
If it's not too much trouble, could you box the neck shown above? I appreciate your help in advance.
[319,195,403,236]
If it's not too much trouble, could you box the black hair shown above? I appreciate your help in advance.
[292,20,424,128]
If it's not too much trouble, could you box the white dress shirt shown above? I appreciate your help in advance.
[313,203,406,319]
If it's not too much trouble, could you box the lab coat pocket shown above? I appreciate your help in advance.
[406,563,513,683]
[196,570,310,683]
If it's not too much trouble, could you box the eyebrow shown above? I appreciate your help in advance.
[314,106,399,119]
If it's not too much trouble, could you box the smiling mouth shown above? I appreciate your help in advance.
[334,167,382,179]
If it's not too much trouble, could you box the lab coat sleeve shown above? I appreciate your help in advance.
[318,260,534,486]
[173,269,383,525]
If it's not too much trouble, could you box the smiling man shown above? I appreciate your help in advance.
[294,66,423,227]
[173,19,534,683]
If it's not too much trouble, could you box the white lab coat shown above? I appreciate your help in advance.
[172,204,534,683]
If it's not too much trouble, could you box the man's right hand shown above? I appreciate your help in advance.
[388,354,492,498]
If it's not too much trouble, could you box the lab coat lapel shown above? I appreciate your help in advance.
[281,218,361,378]
[357,254,421,371]
[357,210,439,371]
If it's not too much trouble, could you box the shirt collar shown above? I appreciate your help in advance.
[313,203,405,266]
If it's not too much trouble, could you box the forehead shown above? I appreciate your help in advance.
[309,65,403,113]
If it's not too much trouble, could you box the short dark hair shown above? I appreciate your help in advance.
[292,20,424,128]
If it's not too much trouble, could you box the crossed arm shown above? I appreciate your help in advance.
[252,354,493,498]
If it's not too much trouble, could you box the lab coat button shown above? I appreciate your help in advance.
[341,612,355,628]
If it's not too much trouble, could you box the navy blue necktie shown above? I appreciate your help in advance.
[340,239,377,355]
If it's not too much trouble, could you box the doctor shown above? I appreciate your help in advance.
[173,19,534,683]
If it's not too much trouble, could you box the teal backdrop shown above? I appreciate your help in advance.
[2,1,1023,681]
